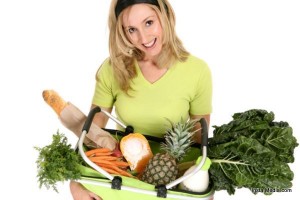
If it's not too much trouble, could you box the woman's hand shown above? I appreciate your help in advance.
[190,114,210,143]
[70,181,102,200]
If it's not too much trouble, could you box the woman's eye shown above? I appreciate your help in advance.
[146,20,153,27]
[128,28,135,33]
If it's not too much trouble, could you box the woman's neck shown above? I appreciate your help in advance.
[138,59,168,83]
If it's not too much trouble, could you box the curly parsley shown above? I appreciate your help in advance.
[34,131,82,192]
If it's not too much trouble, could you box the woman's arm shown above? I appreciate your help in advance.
[91,105,113,128]
[190,114,210,144]
[70,181,102,200]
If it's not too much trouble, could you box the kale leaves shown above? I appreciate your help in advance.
[208,109,298,195]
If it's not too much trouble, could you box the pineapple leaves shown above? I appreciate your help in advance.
[162,118,199,162]
[208,109,298,195]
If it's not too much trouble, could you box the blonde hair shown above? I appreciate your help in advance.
[107,0,189,93]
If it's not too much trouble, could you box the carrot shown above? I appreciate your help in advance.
[91,159,129,168]
[92,159,129,169]
[111,166,133,177]
[94,152,113,157]
[100,166,120,175]
[98,163,132,177]
[89,156,118,162]
[96,163,115,169]
[111,161,130,167]
[92,159,133,177]
[85,148,111,157]
[87,152,113,157]
[89,159,115,166]
[86,148,134,177]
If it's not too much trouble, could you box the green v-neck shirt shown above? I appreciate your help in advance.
[92,55,212,138]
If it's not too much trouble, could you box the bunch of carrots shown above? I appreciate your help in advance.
[85,147,133,178]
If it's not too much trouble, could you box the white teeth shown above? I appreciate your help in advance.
[143,39,156,48]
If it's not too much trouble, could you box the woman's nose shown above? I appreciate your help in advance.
[138,29,148,43]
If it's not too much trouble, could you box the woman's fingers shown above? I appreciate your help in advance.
[88,191,102,200]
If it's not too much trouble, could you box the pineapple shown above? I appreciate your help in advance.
[141,119,198,186]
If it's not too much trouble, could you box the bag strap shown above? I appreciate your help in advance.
[84,106,205,149]
[102,128,201,148]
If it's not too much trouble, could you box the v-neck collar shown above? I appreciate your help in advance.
[134,59,172,86]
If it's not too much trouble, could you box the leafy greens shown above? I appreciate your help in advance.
[208,109,298,195]
[35,131,82,192]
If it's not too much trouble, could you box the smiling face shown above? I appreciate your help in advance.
[122,4,163,60]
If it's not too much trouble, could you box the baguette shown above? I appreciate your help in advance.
[120,133,153,174]
[42,90,68,116]
[42,89,117,150]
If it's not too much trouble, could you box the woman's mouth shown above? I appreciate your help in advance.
[143,38,157,48]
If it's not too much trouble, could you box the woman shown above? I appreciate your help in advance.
[70,0,213,199]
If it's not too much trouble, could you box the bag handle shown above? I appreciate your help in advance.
[82,106,208,148]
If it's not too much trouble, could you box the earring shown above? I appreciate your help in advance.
[128,48,133,55]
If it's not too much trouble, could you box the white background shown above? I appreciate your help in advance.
[0,0,299,199]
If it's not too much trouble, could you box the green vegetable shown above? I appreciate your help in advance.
[34,131,82,192]
[208,109,298,195]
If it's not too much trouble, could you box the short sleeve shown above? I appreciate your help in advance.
[92,59,116,108]
[189,61,213,115]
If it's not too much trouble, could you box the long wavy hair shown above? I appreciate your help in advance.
[106,0,189,93]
